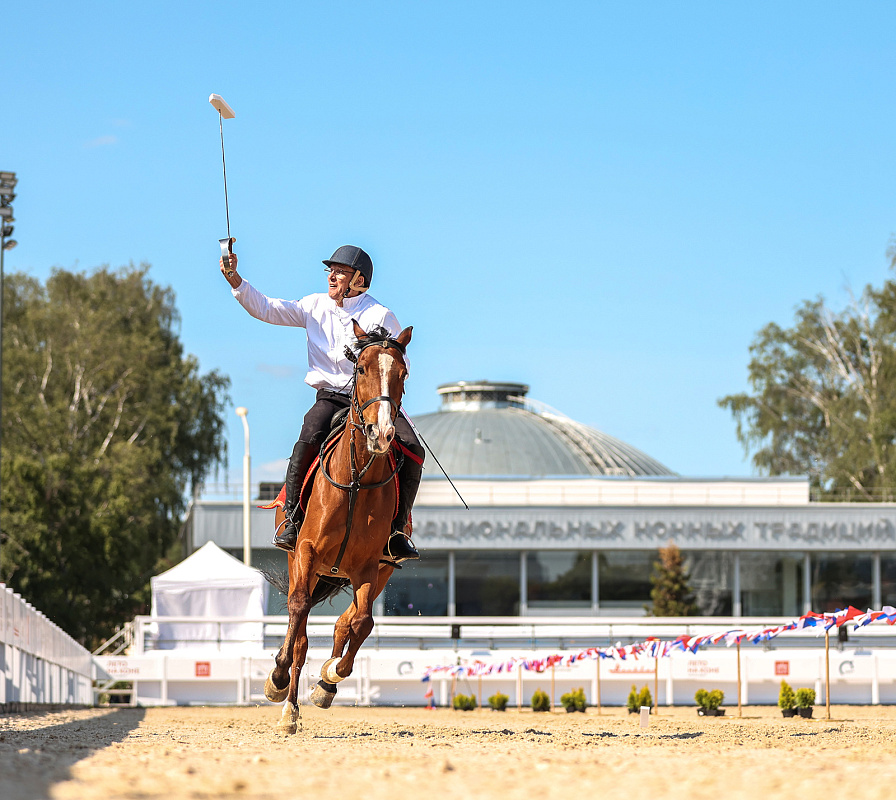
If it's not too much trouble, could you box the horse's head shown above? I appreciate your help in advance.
[351,321,413,456]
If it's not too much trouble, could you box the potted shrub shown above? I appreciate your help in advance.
[627,684,652,714]
[452,693,476,711]
[695,688,725,716]
[778,680,797,717]
[488,692,509,711]
[531,688,550,712]
[638,685,653,711]
[560,687,587,713]
[795,687,816,718]
[626,685,639,714]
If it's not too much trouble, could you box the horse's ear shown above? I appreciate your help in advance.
[396,326,413,348]
[352,319,365,339]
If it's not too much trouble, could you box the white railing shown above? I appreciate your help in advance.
[0,583,94,708]
[92,614,896,708]
[122,614,896,654]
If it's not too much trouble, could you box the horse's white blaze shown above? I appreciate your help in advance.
[375,353,395,449]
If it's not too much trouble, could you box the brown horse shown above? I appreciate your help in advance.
[264,321,412,733]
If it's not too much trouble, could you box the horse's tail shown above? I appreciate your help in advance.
[259,567,290,598]
[259,567,351,609]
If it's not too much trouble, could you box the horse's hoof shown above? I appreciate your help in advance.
[320,656,346,684]
[310,680,337,709]
[265,671,289,703]
[277,701,300,735]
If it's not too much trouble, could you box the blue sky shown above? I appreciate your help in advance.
[4,2,896,487]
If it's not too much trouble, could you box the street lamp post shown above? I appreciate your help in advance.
[0,171,19,577]
[235,407,251,566]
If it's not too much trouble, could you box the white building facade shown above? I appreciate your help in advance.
[187,382,896,621]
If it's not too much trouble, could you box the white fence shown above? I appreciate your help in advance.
[92,614,896,707]
[0,583,93,708]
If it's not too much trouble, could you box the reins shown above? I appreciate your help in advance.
[319,336,406,574]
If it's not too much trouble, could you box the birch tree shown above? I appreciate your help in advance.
[0,265,230,647]
[719,286,896,499]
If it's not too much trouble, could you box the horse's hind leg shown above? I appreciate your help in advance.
[265,513,295,702]
[271,547,315,733]
[278,609,310,733]
[266,603,296,702]
[265,570,308,702]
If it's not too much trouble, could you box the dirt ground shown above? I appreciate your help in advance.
[1,703,895,800]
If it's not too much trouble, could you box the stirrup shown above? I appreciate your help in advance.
[383,531,419,564]
[273,518,298,552]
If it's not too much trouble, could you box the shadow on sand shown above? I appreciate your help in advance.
[0,707,147,800]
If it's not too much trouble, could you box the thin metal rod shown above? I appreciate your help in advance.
[403,411,468,509]
[550,664,555,712]
[219,113,231,240]
[825,629,831,720]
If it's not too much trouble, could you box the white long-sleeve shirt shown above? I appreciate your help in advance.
[232,279,404,392]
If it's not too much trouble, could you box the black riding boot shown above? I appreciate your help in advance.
[273,438,317,552]
[384,449,424,563]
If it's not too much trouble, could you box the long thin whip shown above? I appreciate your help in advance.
[219,113,231,241]
[402,410,468,509]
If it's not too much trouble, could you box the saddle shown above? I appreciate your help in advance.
[259,413,422,522]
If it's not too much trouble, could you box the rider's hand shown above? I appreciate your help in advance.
[220,252,241,288]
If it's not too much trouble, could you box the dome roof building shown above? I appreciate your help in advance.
[189,379,888,629]
[412,381,675,478]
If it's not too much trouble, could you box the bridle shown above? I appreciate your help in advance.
[319,335,406,574]
[348,338,405,439]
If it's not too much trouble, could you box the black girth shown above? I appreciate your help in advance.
[319,336,406,574]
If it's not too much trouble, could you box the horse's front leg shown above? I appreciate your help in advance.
[310,599,356,709]
[331,600,358,661]
[312,564,394,709]
[329,564,391,678]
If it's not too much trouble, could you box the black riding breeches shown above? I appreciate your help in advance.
[284,389,424,515]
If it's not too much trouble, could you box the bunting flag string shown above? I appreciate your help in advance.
[421,606,895,682]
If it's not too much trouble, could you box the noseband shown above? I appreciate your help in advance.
[319,335,406,574]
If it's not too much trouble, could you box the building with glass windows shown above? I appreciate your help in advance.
[188,381,896,619]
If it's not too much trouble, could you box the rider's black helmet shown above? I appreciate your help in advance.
[322,245,373,289]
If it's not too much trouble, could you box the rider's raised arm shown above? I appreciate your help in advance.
[231,280,309,328]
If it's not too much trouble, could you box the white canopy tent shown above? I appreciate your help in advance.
[150,542,268,650]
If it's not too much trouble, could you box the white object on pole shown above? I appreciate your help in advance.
[210,93,236,272]
[235,407,251,565]
[209,94,236,118]
[639,706,650,728]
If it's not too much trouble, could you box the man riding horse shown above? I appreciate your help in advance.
[220,245,422,563]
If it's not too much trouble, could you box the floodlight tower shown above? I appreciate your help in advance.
[235,406,251,566]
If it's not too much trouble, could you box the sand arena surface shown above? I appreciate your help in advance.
[1,704,895,800]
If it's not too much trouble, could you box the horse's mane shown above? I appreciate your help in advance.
[352,325,395,355]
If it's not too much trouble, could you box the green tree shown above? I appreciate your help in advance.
[719,283,896,499]
[1,265,230,648]
[648,541,698,616]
